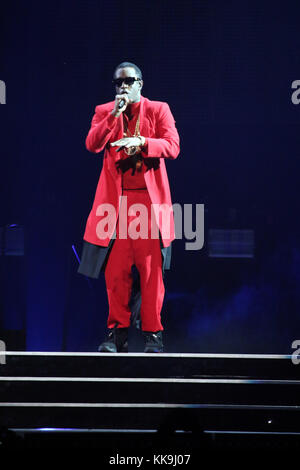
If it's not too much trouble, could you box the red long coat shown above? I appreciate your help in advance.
[83,95,180,248]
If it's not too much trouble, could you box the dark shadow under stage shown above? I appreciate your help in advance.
[0,352,300,451]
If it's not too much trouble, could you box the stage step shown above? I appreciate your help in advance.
[1,352,298,379]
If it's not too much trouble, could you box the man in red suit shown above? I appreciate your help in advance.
[78,62,180,353]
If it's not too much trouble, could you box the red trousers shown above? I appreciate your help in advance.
[104,189,165,332]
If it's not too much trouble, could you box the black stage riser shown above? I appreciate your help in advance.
[1,353,300,433]
[1,380,300,406]
[1,406,300,432]
[1,353,299,379]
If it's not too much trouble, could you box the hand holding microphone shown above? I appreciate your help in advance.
[111,93,130,118]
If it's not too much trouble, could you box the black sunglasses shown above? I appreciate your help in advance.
[112,77,141,87]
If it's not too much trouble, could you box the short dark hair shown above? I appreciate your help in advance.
[113,62,142,79]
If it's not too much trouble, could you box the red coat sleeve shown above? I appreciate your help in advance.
[85,106,117,153]
[142,102,180,160]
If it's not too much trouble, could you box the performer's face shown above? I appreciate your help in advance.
[113,67,143,103]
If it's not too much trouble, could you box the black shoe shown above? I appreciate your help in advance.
[98,326,128,353]
[143,331,163,353]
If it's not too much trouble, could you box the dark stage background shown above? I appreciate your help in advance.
[0,0,299,353]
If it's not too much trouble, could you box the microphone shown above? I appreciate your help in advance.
[118,99,125,110]
[118,94,128,110]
